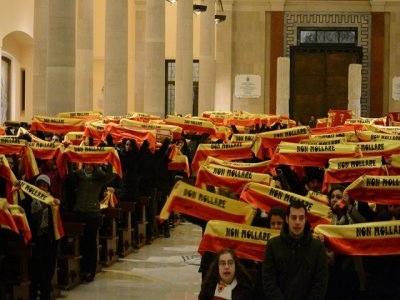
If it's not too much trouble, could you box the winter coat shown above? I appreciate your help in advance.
[262,222,328,300]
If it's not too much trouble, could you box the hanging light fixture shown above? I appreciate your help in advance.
[215,0,226,23]
[193,4,207,15]
[166,0,178,3]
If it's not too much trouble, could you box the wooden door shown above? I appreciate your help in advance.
[290,46,362,124]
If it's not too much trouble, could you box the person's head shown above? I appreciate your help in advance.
[35,174,51,193]
[388,204,400,219]
[5,155,15,169]
[52,134,61,143]
[123,138,137,152]
[304,167,324,192]
[268,206,285,230]
[286,201,308,239]
[327,185,346,213]
[217,249,237,285]
[83,163,95,175]
[272,172,291,191]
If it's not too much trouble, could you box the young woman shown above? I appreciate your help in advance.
[199,249,254,300]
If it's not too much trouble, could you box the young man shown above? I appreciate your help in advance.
[262,200,328,300]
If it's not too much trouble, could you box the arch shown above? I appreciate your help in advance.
[1,30,33,124]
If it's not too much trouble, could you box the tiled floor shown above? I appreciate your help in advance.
[61,222,203,300]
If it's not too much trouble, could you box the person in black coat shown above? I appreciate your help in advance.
[199,249,254,300]
[262,200,328,300]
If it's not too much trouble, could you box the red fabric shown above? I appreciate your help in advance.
[198,235,266,262]
[161,195,252,224]
[12,215,32,243]
[322,167,387,193]
[328,109,353,127]
[0,209,19,234]
[191,145,253,173]
[30,122,85,134]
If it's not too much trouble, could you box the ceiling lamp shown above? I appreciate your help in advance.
[214,0,226,24]
[166,0,178,3]
[193,4,207,15]
[215,15,226,24]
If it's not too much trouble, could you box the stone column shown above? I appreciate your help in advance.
[215,0,232,111]
[47,0,76,116]
[0,46,4,125]
[198,0,215,115]
[175,0,193,116]
[32,0,49,115]
[134,0,146,113]
[104,0,129,116]
[143,0,165,117]
[76,0,93,111]
[276,57,290,117]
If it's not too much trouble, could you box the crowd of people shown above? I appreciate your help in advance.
[0,120,400,300]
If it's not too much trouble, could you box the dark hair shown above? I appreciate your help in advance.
[200,249,253,298]
[327,184,345,205]
[267,206,285,228]
[286,200,308,216]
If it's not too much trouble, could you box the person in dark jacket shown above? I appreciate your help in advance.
[68,163,115,282]
[262,200,328,300]
[199,248,254,300]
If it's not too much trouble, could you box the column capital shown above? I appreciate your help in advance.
[370,0,387,12]
[233,0,286,12]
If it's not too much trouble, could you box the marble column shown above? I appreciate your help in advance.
[76,0,94,111]
[276,57,290,117]
[175,0,193,116]
[47,0,76,116]
[215,0,232,112]
[143,0,165,117]
[134,0,146,113]
[198,0,215,115]
[32,0,49,116]
[104,0,128,116]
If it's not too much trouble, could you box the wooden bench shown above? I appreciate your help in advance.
[99,208,121,267]
[117,201,135,257]
[57,221,85,290]
[136,196,150,247]
[4,241,32,300]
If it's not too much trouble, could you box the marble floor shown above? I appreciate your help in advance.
[60,222,203,300]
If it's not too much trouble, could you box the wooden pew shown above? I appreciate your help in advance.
[117,201,135,257]
[99,208,121,267]
[136,196,150,247]
[4,241,32,300]
[57,221,85,290]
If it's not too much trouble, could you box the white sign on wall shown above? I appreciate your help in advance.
[234,74,261,98]
[393,76,400,101]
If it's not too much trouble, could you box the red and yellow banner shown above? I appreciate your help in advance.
[120,118,182,140]
[363,124,400,135]
[83,121,106,145]
[327,109,353,127]
[254,126,310,159]
[230,134,256,143]
[271,142,361,168]
[8,205,32,243]
[322,156,388,193]
[57,111,102,121]
[191,142,254,172]
[0,199,19,234]
[198,220,280,262]
[300,137,345,145]
[63,132,85,145]
[306,191,329,205]
[0,155,19,204]
[196,164,271,195]
[100,190,119,209]
[159,181,256,225]
[240,183,331,227]
[0,137,39,179]
[31,116,85,134]
[27,142,63,161]
[168,145,190,177]
[165,115,217,137]
[388,154,400,175]
[18,181,64,240]
[204,156,270,174]
[314,221,400,255]
[356,131,400,142]
[56,145,122,178]
[344,175,400,205]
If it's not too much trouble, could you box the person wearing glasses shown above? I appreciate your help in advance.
[262,200,328,300]
[199,248,254,300]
